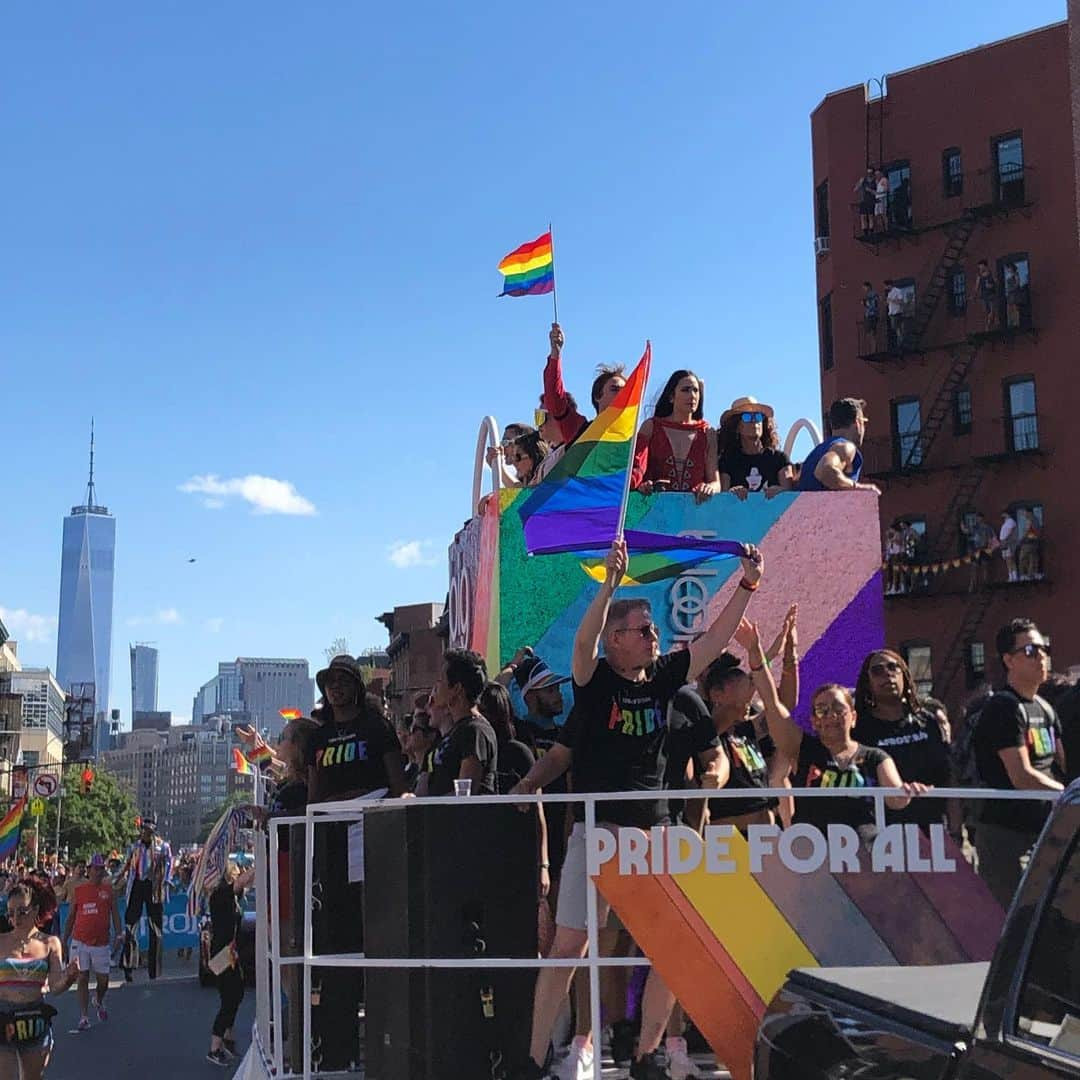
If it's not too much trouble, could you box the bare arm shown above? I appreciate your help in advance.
[687,547,763,681]
[813,443,858,490]
[876,755,931,810]
[536,802,550,899]
[736,619,803,764]
[510,743,573,796]
[685,746,729,832]
[47,936,79,995]
[998,746,1065,791]
[572,541,625,685]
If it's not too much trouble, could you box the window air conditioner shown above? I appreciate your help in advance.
[814,236,831,257]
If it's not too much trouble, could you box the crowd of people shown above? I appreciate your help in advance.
[234,597,1075,1079]
[482,325,881,505]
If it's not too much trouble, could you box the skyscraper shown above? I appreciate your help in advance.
[56,425,116,758]
[130,643,159,718]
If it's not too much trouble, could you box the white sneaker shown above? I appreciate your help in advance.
[554,1036,594,1080]
[665,1036,699,1080]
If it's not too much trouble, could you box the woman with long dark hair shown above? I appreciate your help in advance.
[0,877,78,1079]
[631,370,719,499]
[717,396,793,498]
[853,649,951,827]
[507,429,551,488]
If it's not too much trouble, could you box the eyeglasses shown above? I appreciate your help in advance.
[740,412,765,423]
[869,660,902,676]
[613,623,658,640]
[534,408,549,428]
[812,702,851,719]
[1012,642,1050,659]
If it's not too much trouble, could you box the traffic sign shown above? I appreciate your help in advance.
[32,774,59,799]
[29,798,45,817]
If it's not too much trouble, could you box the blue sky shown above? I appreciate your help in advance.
[2,2,1064,724]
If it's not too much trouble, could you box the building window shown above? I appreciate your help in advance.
[819,293,834,371]
[902,643,934,697]
[993,132,1025,205]
[884,160,912,230]
[892,396,923,469]
[954,386,973,435]
[966,641,986,687]
[22,751,39,767]
[947,268,966,315]
[815,179,830,239]
[942,148,963,197]
[1005,376,1038,452]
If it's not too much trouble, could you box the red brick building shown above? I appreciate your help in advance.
[811,22,1080,717]
[376,603,446,723]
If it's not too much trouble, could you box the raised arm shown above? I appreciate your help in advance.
[543,323,587,445]
[764,605,800,712]
[686,547,763,681]
[572,540,625,685]
[734,618,803,765]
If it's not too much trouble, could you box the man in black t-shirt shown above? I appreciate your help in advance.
[418,649,498,797]
[972,618,1065,907]
[509,538,763,1080]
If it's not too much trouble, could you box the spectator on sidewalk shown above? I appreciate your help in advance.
[972,618,1065,908]
[798,398,879,493]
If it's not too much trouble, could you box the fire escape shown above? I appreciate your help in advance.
[865,155,1040,709]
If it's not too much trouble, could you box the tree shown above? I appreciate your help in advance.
[38,765,139,863]
[196,791,250,844]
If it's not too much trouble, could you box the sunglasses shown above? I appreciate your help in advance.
[869,660,902,676]
[740,412,765,423]
[813,702,851,719]
[613,623,658,640]
[1012,642,1050,659]
[534,408,549,428]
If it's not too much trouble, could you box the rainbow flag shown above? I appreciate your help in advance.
[518,340,746,582]
[232,748,253,776]
[0,799,26,862]
[247,742,273,767]
[279,707,302,721]
[519,343,651,555]
[498,231,554,297]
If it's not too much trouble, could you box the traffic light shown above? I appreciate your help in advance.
[81,766,95,795]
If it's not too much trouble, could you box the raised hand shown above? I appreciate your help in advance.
[605,539,628,589]
[549,322,564,356]
[734,617,761,654]
[740,544,764,585]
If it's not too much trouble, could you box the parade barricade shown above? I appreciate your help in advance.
[246,785,1061,1080]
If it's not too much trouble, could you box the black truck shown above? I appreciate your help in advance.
[755,781,1080,1079]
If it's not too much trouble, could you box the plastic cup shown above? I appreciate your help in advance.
[453,779,472,797]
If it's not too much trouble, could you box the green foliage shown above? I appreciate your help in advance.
[38,766,140,863]
[196,791,250,844]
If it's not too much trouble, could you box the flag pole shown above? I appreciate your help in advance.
[548,221,559,324]
[614,341,651,543]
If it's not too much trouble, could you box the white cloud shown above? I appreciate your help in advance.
[179,474,316,516]
[204,617,225,633]
[388,540,438,569]
[0,608,57,643]
[126,608,183,628]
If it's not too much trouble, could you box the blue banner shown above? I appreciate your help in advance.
[58,889,199,951]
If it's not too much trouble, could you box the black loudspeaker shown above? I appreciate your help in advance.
[364,802,539,1080]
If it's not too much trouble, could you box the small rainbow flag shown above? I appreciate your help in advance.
[278,708,302,721]
[232,748,253,776]
[247,742,273,767]
[0,799,26,862]
[498,231,554,297]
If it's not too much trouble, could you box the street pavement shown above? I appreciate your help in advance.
[47,954,255,1079]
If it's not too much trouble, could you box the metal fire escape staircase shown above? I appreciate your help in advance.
[935,584,996,704]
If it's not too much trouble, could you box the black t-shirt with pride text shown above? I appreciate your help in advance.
[974,688,1062,832]
[309,714,398,801]
[560,650,693,828]
[793,737,890,833]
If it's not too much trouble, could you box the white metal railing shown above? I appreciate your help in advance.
[250,785,1060,1079]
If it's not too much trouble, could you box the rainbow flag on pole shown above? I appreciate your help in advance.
[232,748,253,776]
[497,231,554,297]
[0,799,26,862]
[518,341,746,582]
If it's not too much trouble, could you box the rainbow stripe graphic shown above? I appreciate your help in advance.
[497,231,554,297]
[0,798,26,862]
[232,748,253,776]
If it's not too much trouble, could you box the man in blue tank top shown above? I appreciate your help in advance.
[799,397,880,493]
